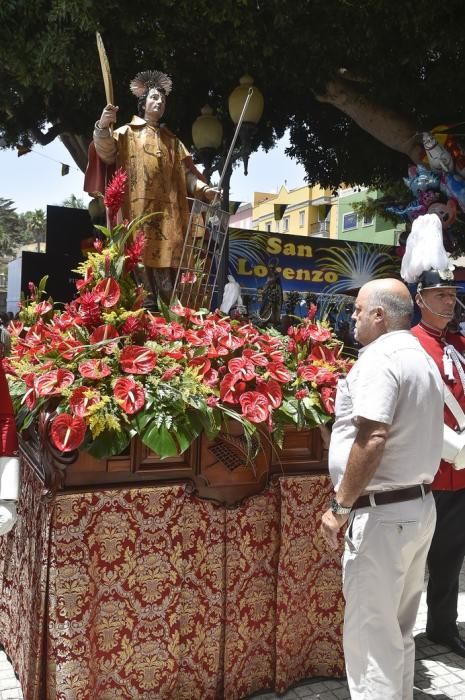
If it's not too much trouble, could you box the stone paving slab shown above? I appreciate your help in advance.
[2,571,465,699]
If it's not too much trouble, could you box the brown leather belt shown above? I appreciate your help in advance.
[353,483,432,510]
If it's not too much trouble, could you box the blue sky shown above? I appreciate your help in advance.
[0,132,306,214]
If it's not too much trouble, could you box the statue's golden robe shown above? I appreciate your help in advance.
[92,116,192,269]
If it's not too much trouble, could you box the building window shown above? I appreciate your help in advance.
[299,211,305,227]
[362,214,374,226]
[343,212,357,231]
[283,216,290,232]
[266,221,272,232]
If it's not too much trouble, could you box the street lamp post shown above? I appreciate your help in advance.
[191,75,264,304]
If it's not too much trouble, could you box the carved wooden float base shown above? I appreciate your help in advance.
[20,420,328,506]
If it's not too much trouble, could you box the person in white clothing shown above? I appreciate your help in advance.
[321,278,444,700]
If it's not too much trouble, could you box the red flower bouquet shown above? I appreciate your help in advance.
[6,171,352,460]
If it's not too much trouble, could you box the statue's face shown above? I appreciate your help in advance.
[145,88,166,124]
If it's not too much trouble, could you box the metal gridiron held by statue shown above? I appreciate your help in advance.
[170,89,254,309]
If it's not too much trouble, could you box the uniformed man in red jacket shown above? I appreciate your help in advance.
[412,268,465,657]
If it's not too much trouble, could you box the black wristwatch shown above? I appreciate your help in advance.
[330,498,352,516]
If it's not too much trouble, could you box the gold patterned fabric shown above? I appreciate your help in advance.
[0,471,344,699]
[115,118,191,269]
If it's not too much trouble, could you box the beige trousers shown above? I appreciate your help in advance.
[342,493,436,700]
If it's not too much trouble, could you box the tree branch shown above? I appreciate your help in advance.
[315,77,424,164]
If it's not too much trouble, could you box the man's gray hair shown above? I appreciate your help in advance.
[367,288,413,329]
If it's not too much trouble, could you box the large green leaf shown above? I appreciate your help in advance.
[87,429,131,459]
[141,424,178,458]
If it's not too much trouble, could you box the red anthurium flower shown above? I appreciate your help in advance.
[76,266,94,290]
[21,372,37,409]
[308,326,332,343]
[256,379,282,409]
[56,338,84,361]
[321,386,336,415]
[203,368,219,387]
[267,362,292,383]
[94,278,121,308]
[90,324,120,354]
[35,369,75,397]
[162,349,186,361]
[50,414,87,452]
[239,391,270,423]
[190,356,211,376]
[113,377,145,414]
[78,359,112,379]
[161,367,182,381]
[218,333,244,352]
[120,345,157,374]
[242,348,269,367]
[298,364,320,382]
[180,271,197,284]
[69,386,101,417]
[314,370,338,387]
[228,357,256,381]
[219,374,246,404]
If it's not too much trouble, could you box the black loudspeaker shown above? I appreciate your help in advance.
[20,252,81,305]
[46,205,94,258]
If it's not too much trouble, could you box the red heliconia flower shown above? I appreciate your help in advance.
[307,304,318,321]
[35,369,75,397]
[219,374,246,404]
[8,321,24,337]
[94,278,121,309]
[266,362,292,383]
[120,345,157,374]
[256,379,282,409]
[239,391,270,423]
[120,316,145,339]
[124,230,146,272]
[69,386,101,417]
[28,282,37,298]
[50,413,87,452]
[90,324,120,354]
[180,271,197,284]
[35,301,53,316]
[113,377,145,414]
[77,292,103,327]
[104,167,128,224]
[321,386,336,415]
[78,358,112,379]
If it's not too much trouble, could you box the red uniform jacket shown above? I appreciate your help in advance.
[0,361,17,456]
[412,322,465,490]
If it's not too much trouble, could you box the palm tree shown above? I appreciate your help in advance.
[21,209,47,252]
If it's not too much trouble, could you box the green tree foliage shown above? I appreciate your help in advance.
[0,197,37,255]
[61,194,86,209]
[2,1,465,187]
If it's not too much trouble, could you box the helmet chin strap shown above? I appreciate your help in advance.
[417,291,457,320]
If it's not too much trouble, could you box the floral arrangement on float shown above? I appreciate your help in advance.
[5,170,352,461]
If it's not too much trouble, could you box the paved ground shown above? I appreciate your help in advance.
[2,568,465,699]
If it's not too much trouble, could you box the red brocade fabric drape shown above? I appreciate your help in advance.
[0,470,344,700]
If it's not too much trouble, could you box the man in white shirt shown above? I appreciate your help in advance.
[321,278,444,700]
